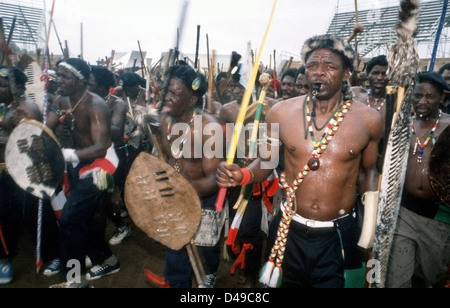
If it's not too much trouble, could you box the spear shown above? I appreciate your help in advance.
[207,48,216,114]
[0,16,15,66]
[52,21,65,58]
[215,0,279,212]
[225,73,271,254]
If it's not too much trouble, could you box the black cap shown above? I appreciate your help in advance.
[166,64,207,98]
[417,71,450,93]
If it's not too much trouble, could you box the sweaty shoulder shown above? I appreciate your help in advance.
[350,100,384,137]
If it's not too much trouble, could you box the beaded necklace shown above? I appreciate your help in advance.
[260,97,352,287]
[411,110,441,163]
[305,96,349,171]
[166,110,196,161]
[57,90,88,131]
[366,90,385,111]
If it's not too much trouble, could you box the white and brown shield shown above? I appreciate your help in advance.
[5,119,64,199]
[124,151,202,250]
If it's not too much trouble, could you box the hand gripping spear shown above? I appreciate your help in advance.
[215,0,279,212]
[225,73,271,260]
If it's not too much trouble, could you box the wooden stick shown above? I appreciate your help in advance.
[186,241,207,287]
[215,0,279,211]
[207,50,216,114]
[137,40,147,78]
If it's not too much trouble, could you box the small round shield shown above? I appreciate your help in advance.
[429,124,450,207]
[124,151,202,250]
[5,119,64,199]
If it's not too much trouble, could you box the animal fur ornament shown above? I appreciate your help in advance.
[372,0,420,289]
[387,0,420,87]
[301,34,357,73]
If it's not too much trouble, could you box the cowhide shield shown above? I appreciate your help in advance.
[5,119,64,199]
[429,124,450,207]
[124,151,201,250]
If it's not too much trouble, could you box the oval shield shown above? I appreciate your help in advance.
[124,151,202,250]
[5,119,64,199]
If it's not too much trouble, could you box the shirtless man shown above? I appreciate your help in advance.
[159,64,224,288]
[438,63,450,114]
[216,34,383,288]
[0,65,43,285]
[46,58,119,287]
[386,71,450,288]
[88,65,131,247]
[116,72,151,153]
[279,68,297,100]
[294,66,309,97]
[352,55,394,172]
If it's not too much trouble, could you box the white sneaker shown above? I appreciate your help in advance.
[198,272,217,288]
[109,226,131,246]
[85,256,93,268]
[43,258,62,277]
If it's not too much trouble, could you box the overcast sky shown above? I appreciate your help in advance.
[42,0,400,65]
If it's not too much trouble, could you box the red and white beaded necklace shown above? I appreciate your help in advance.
[410,110,441,163]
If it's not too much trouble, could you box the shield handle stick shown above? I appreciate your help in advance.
[145,124,207,287]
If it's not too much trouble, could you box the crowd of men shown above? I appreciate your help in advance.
[0,30,449,288]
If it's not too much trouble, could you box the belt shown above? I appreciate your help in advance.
[281,202,348,228]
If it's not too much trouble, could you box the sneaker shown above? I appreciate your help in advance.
[44,258,62,277]
[0,262,13,284]
[109,225,131,246]
[199,272,217,288]
[86,262,120,280]
[85,256,93,268]
[49,281,92,288]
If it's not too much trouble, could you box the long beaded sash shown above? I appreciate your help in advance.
[259,99,353,288]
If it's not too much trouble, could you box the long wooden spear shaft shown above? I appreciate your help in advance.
[137,40,147,78]
[0,16,15,66]
[215,0,279,211]
[225,73,271,251]
[207,45,215,113]
[52,21,65,57]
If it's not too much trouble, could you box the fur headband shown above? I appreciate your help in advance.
[301,34,356,73]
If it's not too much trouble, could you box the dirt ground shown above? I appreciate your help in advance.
[1,217,252,289]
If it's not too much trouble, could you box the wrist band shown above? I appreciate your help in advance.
[239,167,253,186]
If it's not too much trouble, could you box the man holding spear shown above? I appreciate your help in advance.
[217,34,383,288]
